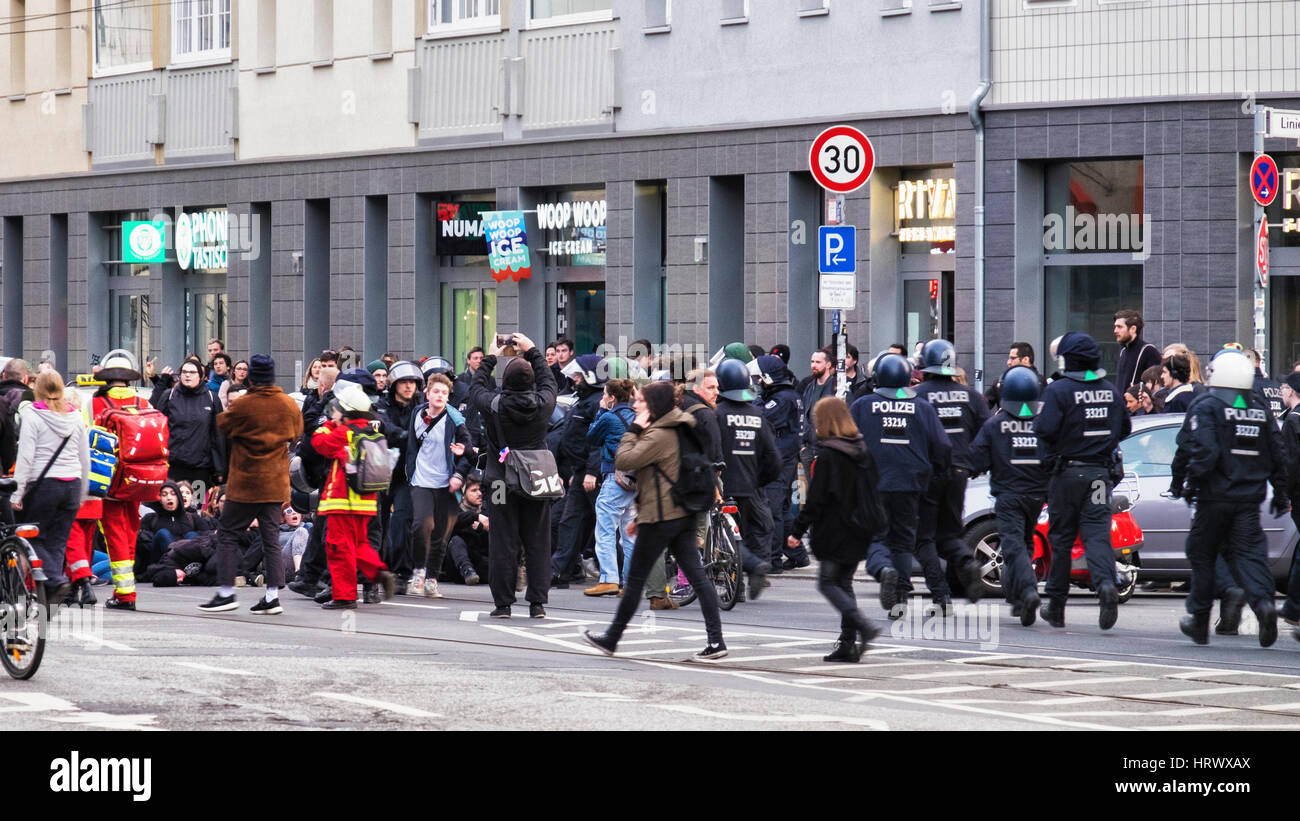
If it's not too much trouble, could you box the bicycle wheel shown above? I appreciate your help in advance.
[0,540,47,680]
[712,515,742,611]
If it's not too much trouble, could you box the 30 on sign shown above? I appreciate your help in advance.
[809,126,875,194]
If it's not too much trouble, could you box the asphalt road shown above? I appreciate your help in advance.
[7,569,1300,731]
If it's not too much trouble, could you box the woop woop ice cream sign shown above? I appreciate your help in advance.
[482,210,532,283]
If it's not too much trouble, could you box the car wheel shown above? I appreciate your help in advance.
[964,519,1003,596]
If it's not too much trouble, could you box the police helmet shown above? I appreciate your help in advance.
[755,355,793,387]
[717,358,757,401]
[873,354,912,389]
[920,339,959,376]
[337,367,378,393]
[387,360,425,390]
[999,366,1042,418]
[290,454,314,494]
[574,353,606,386]
[421,356,454,378]
[1207,350,1254,390]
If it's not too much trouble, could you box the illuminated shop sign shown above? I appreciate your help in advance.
[176,209,228,271]
[895,177,956,244]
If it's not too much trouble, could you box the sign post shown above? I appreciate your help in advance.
[1255,116,1272,364]
[809,125,874,400]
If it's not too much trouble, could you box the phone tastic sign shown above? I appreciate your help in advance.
[809,125,875,194]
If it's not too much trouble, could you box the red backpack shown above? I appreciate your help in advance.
[97,396,170,502]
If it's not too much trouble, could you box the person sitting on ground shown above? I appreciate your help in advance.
[441,472,489,585]
[279,502,310,574]
[135,481,211,575]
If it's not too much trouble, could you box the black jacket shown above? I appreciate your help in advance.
[150,376,227,474]
[915,377,991,471]
[968,410,1049,497]
[375,390,419,485]
[679,391,724,464]
[467,349,558,483]
[715,396,781,498]
[1035,374,1130,463]
[557,383,603,479]
[790,435,879,563]
[0,378,32,473]
[1174,388,1287,505]
[1283,407,1300,499]
[800,376,835,451]
[1116,338,1161,391]
[757,382,803,464]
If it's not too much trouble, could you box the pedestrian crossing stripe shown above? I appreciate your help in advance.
[1234,395,1248,409]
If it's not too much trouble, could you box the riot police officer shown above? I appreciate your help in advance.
[850,353,951,616]
[968,366,1048,626]
[1034,332,1130,630]
[715,358,782,599]
[755,355,806,571]
[914,339,990,607]
[1169,349,1289,646]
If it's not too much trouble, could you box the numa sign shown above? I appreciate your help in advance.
[176,209,228,271]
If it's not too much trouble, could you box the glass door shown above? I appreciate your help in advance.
[186,288,227,361]
[902,271,952,355]
[565,283,605,356]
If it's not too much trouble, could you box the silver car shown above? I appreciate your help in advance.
[962,414,1297,593]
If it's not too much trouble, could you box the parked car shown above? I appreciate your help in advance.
[962,414,1298,593]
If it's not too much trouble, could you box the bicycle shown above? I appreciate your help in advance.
[0,478,47,680]
[665,497,743,611]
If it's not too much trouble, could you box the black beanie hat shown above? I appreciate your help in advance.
[1284,372,1300,394]
[248,354,275,385]
[503,357,534,391]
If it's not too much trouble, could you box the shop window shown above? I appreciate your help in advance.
[110,294,151,376]
[1043,265,1142,376]
[428,0,501,33]
[435,196,494,266]
[94,0,153,76]
[529,0,613,25]
[172,0,232,65]
[539,188,606,267]
[1043,159,1144,256]
[441,285,496,372]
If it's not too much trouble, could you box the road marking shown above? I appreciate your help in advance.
[713,652,829,663]
[483,624,598,652]
[47,712,162,731]
[844,685,985,698]
[380,601,449,610]
[790,660,933,672]
[173,661,261,676]
[649,703,889,730]
[1128,686,1272,699]
[612,639,676,646]
[1056,660,1132,669]
[1166,668,1254,679]
[312,692,440,718]
[760,639,828,648]
[0,693,79,712]
[459,611,481,622]
[1254,702,1300,711]
[1009,676,1152,689]
[862,646,925,655]
[62,631,137,652]
[1151,707,1236,716]
[1150,723,1300,731]
[901,668,1041,680]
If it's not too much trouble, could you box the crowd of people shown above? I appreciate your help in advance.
[1,304,1298,663]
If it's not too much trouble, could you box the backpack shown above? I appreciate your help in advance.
[87,426,119,498]
[345,425,394,494]
[97,396,169,502]
[652,421,715,515]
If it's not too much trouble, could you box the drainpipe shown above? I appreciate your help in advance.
[968,0,990,391]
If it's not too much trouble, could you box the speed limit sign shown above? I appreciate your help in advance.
[809,125,875,194]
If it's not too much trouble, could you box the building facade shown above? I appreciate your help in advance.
[0,0,1296,390]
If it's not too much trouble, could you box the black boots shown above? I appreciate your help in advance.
[1180,612,1210,645]
[1215,587,1245,635]
[1020,592,1040,627]
[1039,599,1065,628]
[1097,583,1119,631]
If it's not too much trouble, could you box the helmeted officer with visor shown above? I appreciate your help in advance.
[1033,331,1130,630]
[850,353,951,616]
[968,366,1048,626]
[1169,349,1289,646]
[754,355,805,571]
[914,339,990,607]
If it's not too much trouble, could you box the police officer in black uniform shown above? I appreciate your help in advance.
[1034,332,1130,630]
[1170,349,1289,646]
[850,353,952,617]
[914,339,990,607]
[969,366,1048,626]
[715,358,782,599]
[1249,349,1285,423]
[754,355,806,571]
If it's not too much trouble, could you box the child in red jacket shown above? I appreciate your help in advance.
[311,380,395,609]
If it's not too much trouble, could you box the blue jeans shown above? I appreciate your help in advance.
[595,476,636,584]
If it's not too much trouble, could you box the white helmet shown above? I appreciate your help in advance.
[1207,350,1254,390]
[333,379,372,413]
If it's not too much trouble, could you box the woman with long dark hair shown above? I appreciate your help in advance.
[787,397,883,663]
[584,381,728,660]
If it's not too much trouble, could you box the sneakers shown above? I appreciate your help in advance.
[198,593,238,612]
[490,606,512,619]
[582,630,617,656]
[461,566,481,586]
[321,599,357,610]
[408,569,426,596]
[250,597,283,615]
[1097,583,1119,631]
[649,596,679,611]
[104,596,136,611]
[1020,593,1040,627]
[878,566,900,612]
[584,582,620,597]
[422,578,443,599]
[694,643,728,660]
[530,602,546,619]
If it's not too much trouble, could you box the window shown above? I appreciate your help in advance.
[529,0,612,25]
[720,0,748,21]
[441,285,496,371]
[94,0,153,75]
[643,0,670,29]
[373,0,392,55]
[435,196,494,266]
[882,0,911,11]
[172,0,232,65]
[428,0,501,33]
[1043,160,1144,256]
[55,0,71,87]
[798,0,829,14]
[313,0,333,63]
[1119,424,1178,479]
[9,0,25,94]
[256,0,276,68]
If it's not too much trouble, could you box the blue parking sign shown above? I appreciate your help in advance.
[819,226,855,274]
